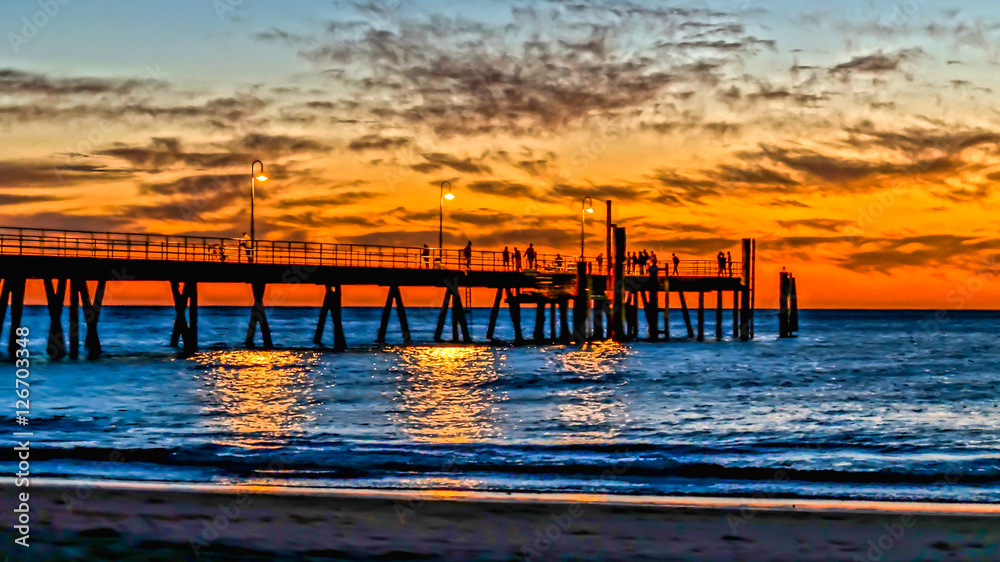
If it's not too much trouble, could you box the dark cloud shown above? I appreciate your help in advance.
[235,133,329,154]
[549,183,651,202]
[776,218,850,232]
[829,49,921,77]
[466,180,536,198]
[767,198,810,208]
[0,68,165,96]
[347,134,411,151]
[99,138,249,170]
[411,153,492,175]
[0,161,133,187]
[273,191,380,209]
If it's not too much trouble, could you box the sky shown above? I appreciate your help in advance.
[2,0,1000,308]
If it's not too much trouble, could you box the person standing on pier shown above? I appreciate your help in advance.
[672,253,680,275]
[526,244,536,269]
[717,251,726,276]
[240,232,253,263]
[422,244,431,268]
[503,246,510,270]
[596,253,603,273]
[463,241,473,269]
[726,251,733,277]
[555,254,564,269]
[514,247,522,271]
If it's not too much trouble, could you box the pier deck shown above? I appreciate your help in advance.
[0,226,756,358]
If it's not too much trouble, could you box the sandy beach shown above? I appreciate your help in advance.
[2,479,998,560]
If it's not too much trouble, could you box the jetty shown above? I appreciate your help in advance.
[0,205,762,359]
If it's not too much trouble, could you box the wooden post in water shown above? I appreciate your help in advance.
[6,278,25,361]
[315,285,346,350]
[169,281,196,354]
[81,280,106,358]
[740,239,752,341]
[486,287,503,341]
[44,279,67,359]
[434,291,450,342]
[573,261,589,343]
[663,285,671,341]
[505,287,524,345]
[449,283,471,343]
[679,292,694,338]
[779,271,791,338]
[732,291,739,339]
[790,275,799,334]
[697,291,705,342]
[715,290,723,341]
[246,282,272,349]
[69,279,79,359]
[376,285,411,345]
[559,298,570,344]
[534,302,546,343]
[612,227,626,342]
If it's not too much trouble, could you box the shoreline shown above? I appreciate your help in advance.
[4,479,999,560]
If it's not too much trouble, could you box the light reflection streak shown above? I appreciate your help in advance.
[388,346,505,443]
[195,350,318,445]
[551,342,630,443]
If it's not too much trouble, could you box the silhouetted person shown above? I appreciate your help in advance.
[463,241,473,269]
[717,251,726,276]
[672,253,679,275]
[596,253,604,273]
[639,250,648,275]
[555,253,564,268]
[649,251,657,271]
[422,244,430,268]
[726,251,733,277]
[514,247,522,270]
[526,243,536,269]
[240,232,253,263]
[502,246,510,270]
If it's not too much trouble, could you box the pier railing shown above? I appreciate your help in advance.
[0,227,589,273]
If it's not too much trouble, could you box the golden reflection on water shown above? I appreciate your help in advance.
[551,341,630,443]
[194,350,318,444]
[389,346,505,443]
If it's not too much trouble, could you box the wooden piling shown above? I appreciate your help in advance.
[246,282,272,349]
[790,276,799,333]
[779,271,791,338]
[486,288,503,341]
[6,278,25,361]
[679,292,694,338]
[81,280,106,357]
[573,261,589,343]
[663,286,670,341]
[69,280,79,358]
[448,283,471,343]
[559,298,570,344]
[716,290,723,341]
[377,285,411,345]
[697,291,705,342]
[740,239,752,341]
[505,287,524,345]
[533,302,546,343]
[434,291,450,342]
[44,279,67,359]
[315,285,347,350]
[732,290,739,339]
[612,227,626,342]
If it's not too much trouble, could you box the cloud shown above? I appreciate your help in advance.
[466,180,536,198]
[0,68,165,96]
[99,138,249,170]
[0,161,133,187]
[776,218,851,232]
[347,134,411,151]
[273,191,380,209]
[829,49,921,77]
[411,153,492,175]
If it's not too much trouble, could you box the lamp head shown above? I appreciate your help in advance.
[586,207,594,213]
[444,192,455,200]
[255,175,268,182]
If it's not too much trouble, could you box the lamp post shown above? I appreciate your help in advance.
[581,196,594,259]
[439,181,454,262]
[250,160,267,250]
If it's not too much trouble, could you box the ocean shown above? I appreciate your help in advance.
[9,307,1000,503]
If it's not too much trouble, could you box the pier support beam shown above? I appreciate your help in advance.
[486,288,503,342]
[612,227,626,342]
[663,288,671,341]
[716,290,723,341]
[740,239,753,341]
[434,282,470,343]
[679,292,694,338]
[245,282,271,349]
[697,292,705,342]
[732,291,739,339]
[4,278,25,361]
[573,262,590,343]
[376,285,411,345]
[80,280,106,358]
[44,279,67,359]
[314,285,346,350]
[533,303,546,343]
[559,298,570,344]
[170,281,198,354]
[505,288,524,346]
[642,287,659,343]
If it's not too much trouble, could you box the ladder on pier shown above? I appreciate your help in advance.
[465,286,473,326]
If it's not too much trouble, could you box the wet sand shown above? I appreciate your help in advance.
[2,480,999,560]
